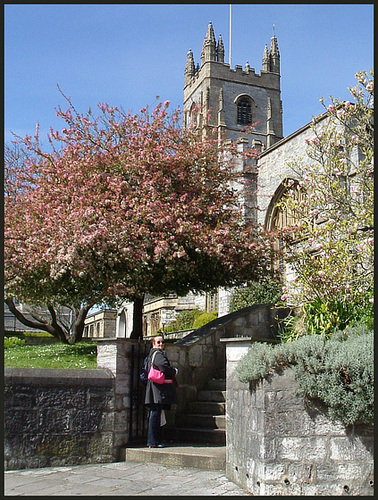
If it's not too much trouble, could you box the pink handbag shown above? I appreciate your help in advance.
[148,351,165,384]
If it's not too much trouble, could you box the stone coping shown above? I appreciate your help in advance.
[175,304,287,347]
[4,367,114,386]
[220,336,280,343]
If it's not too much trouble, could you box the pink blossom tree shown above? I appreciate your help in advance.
[5,95,273,343]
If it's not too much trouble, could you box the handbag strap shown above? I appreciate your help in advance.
[151,350,158,367]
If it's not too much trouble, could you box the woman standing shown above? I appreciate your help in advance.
[145,335,177,448]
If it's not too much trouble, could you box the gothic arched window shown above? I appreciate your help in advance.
[237,97,252,125]
[265,180,305,274]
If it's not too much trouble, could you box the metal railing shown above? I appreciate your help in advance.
[128,340,150,443]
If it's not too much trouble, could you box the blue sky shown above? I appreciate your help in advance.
[4,3,374,147]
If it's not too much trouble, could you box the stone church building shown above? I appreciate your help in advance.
[91,22,332,338]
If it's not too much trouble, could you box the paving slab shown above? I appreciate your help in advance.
[4,461,251,496]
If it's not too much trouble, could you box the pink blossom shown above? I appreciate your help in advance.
[366,81,373,92]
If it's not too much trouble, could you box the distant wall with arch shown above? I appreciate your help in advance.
[83,309,117,338]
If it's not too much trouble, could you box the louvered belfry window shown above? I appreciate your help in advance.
[237,97,252,125]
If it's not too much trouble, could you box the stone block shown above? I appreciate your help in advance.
[87,432,114,456]
[178,349,188,366]
[166,349,179,363]
[96,411,115,432]
[300,483,343,496]
[260,435,277,460]
[315,463,341,482]
[71,409,104,433]
[10,389,36,408]
[261,462,286,481]
[264,390,276,406]
[309,410,347,436]
[4,408,38,438]
[336,462,374,480]
[88,390,114,410]
[279,436,328,462]
[278,437,303,461]
[114,375,129,394]
[39,408,71,433]
[247,313,259,326]
[227,344,250,362]
[330,436,373,462]
[259,481,302,496]
[188,344,203,367]
[287,463,315,483]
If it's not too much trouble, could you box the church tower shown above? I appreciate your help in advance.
[184,22,283,150]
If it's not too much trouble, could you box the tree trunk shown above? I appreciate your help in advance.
[67,305,92,344]
[4,298,90,344]
[130,296,144,339]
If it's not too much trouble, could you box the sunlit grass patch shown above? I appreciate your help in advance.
[4,340,97,369]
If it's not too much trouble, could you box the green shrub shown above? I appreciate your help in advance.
[278,293,374,341]
[22,331,55,338]
[350,290,374,331]
[302,298,373,336]
[236,325,374,426]
[192,311,218,329]
[236,341,283,382]
[159,308,218,333]
[162,308,204,333]
[4,336,26,348]
[230,275,282,312]
[276,308,305,343]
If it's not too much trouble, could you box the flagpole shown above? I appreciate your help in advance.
[229,4,232,67]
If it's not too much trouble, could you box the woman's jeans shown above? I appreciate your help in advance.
[147,403,162,447]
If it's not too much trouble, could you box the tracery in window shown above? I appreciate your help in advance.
[237,97,252,125]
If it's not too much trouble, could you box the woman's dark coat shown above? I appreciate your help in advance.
[144,347,177,407]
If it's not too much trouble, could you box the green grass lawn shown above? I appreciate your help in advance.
[4,335,97,369]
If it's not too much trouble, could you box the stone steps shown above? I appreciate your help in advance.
[168,427,226,445]
[121,444,226,471]
[122,377,227,470]
[207,378,226,391]
[186,401,225,415]
[176,413,226,430]
[197,389,226,402]
[166,378,226,446]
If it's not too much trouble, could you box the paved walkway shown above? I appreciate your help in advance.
[4,461,251,496]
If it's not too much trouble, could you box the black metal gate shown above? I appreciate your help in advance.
[128,339,150,443]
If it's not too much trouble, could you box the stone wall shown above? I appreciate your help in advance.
[224,338,374,496]
[165,304,288,418]
[4,339,147,471]
[4,368,115,470]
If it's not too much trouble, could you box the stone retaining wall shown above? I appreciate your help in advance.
[4,339,147,471]
[4,368,115,470]
[224,338,374,496]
